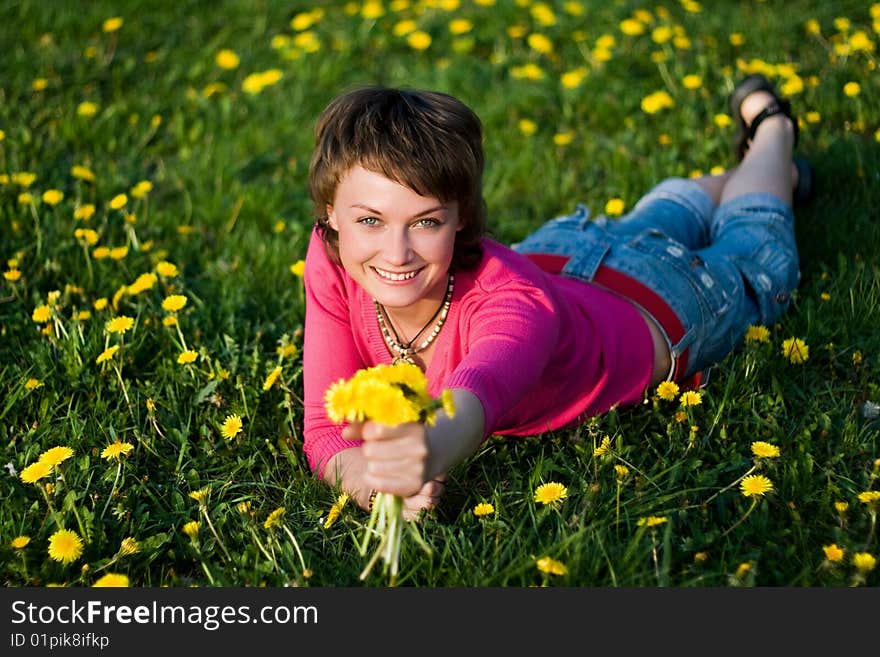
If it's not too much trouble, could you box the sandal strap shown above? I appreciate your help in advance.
[747,100,799,146]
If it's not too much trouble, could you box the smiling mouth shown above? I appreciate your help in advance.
[372,267,421,282]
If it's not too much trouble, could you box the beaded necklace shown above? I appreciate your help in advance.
[374,274,454,365]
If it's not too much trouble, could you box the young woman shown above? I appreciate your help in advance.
[302,77,810,517]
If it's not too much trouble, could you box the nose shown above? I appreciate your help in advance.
[384,227,412,266]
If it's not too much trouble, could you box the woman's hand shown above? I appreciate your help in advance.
[344,420,433,499]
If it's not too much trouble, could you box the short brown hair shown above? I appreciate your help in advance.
[309,85,486,270]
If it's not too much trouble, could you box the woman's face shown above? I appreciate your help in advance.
[327,165,461,319]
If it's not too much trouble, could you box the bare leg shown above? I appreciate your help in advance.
[693,159,800,207]
[692,171,732,205]
[720,90,795,205]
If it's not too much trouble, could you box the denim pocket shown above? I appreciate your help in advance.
[625,228,732,323]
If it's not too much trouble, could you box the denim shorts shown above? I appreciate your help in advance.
[512,178,800,379]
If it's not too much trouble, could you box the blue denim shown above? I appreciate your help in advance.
[512,178,800,378]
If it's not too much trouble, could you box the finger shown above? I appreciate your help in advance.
[361,420,420,442]
[341,421,363,441]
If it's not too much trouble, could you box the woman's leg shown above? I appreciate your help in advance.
[720,89,796,205]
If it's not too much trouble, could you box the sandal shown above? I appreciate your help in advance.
[728,73,799,160]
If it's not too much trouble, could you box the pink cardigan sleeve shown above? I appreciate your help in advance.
[301,230,368,477]
[440,275,561,436]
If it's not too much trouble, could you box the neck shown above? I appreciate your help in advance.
[375,274,454,362]
[381,276,451,339]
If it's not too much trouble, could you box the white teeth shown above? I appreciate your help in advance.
[375,268,417,281]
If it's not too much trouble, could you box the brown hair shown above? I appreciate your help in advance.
[308,85,486,271]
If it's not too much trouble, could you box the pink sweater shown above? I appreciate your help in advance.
[302,228,653,475]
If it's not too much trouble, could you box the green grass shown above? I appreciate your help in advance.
[1,0,878,587]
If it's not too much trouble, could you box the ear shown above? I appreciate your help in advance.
[326,204,338,231]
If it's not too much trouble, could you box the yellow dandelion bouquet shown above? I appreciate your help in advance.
[324,362,455,582]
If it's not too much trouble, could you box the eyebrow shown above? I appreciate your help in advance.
[350,203,448,217]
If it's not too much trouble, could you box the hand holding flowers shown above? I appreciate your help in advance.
[324,362,456,582]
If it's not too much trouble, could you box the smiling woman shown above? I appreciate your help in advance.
[302,79,809,520]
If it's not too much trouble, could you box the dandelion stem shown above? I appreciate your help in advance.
[719,498,759,539]
[112,359,132,411]
[701,465,756,508]
[650,533,661,583]
[174,323,188,351]
[249,528,277,567]
[281,524,308,574]
[40,483,62,529]
[100,461,123,520]
[200,561,215,585]
[201,507,233,563]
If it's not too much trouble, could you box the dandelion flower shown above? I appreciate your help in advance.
[38,446,74,467]
[781,337,809,364]
[119,537,140,555]
[858,490,880,507]
[177,350,198,364]
[92,573,129,587]
[11,536,31,549]
[262,365,282,391]
[264,506,286,530]
[182,521,200,538]
[109,194,128,210]
[473,502,495,517]
[751,441,781,459]
[155,261,179,277]
[641,90,674,114]
[25,378,42,390]
[745,324,770,343]
[77,101,99,118]
[32,305,52,323]
[534,482,568,506]
[71,165,96,182]
[536,556,568,576]
[407,31,432,50]
[518,118,538,136]
[96,345,120,364]
[740,474,773,498]
[323,494,349,529]
[189,488,210,505]
[102,17,123,33]
[604,198,625,216]
[101,441,134,461]
[289,259,305,276]
[680,390,702,407]
[593,436,611,456]
[47,529,84,564]
[42,189,64,205]
[822,544,845,562]
[220,414,243,439]
[637,515,668,528]
[682,74,702,89]
[215,49,240,69]
[161,294,187,312]
[5,269,22,282]
[105,316,134,334]
[614,464,630,480]
[20,460,54,484]
[843,82,861,97]
[852,552,876,573]
[656,380,679,401]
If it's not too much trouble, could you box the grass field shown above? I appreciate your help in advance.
[1,0,879,587]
